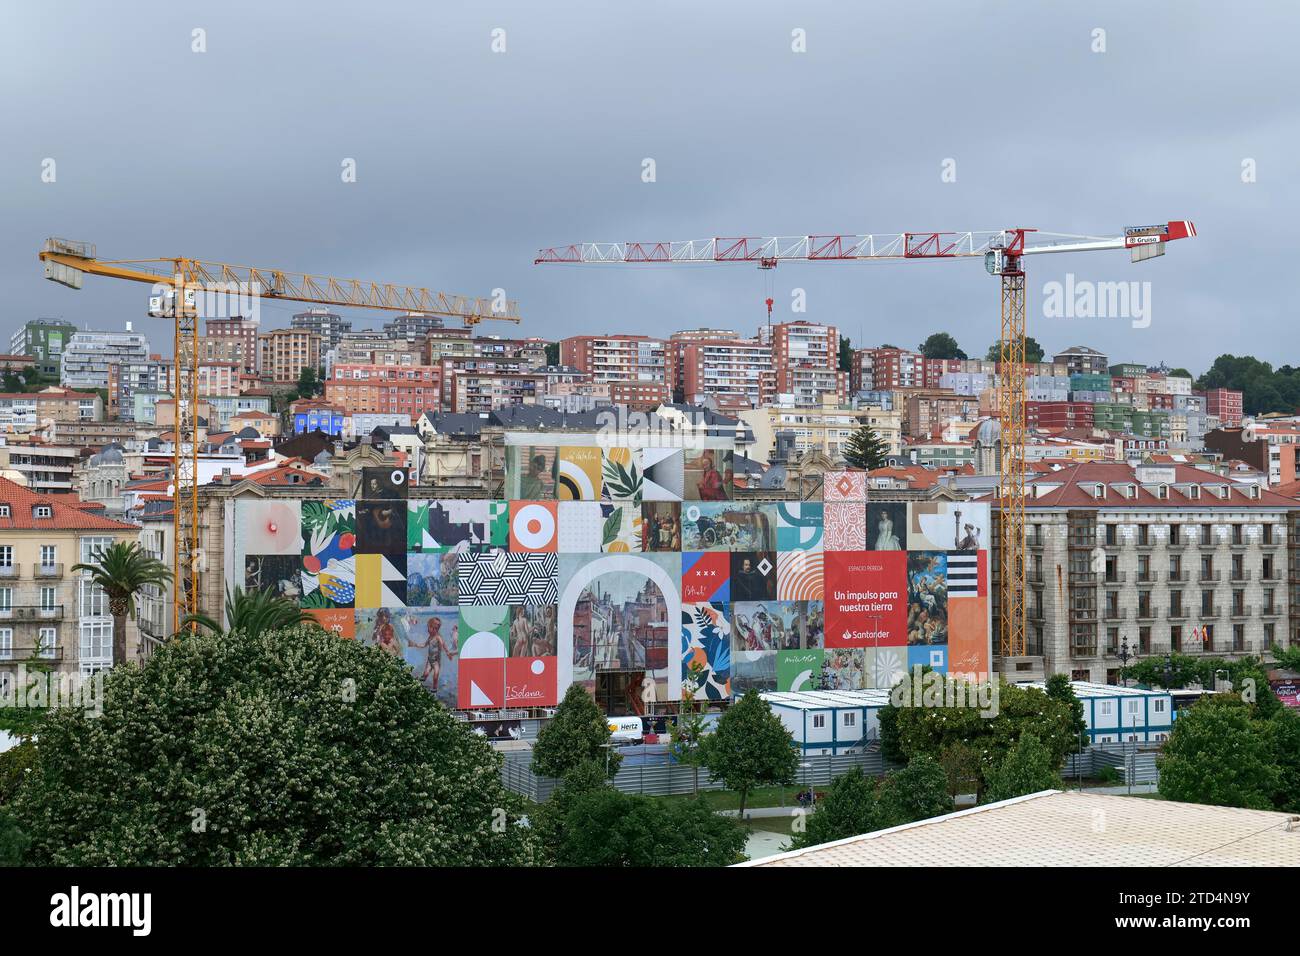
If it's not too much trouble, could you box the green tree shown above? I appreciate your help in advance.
[986,336,1045,364]
[838,335,853,373]
[1267,709,1300,814]
[544,342,560,366]
[668,661,710,795]
[9,624,538,865]
[881,678,1075,797]
[919,332,967,360]
[699,690,796,816]
[294,365,323,400]
[1045,674,1088,753]
[936,741,982,797]
[531,759,609,863]
[983,732,1061,803]
[71,541,173,668]
[842,423,889,470]
[184,585,317,638]
[789,766,878,849]
[874,754,953,826]
[1157,695,1280,810]
[531,684,622,779]
[556,788,746,866]
[0,810,26,865]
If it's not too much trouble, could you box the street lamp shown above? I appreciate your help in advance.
[1116,636,1132,686]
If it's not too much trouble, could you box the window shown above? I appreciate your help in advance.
[1154,698,1167,714]
[0,505,8,518]
[0,588,10,612]
[812,714,826,729]
[843,712,857,727]
[0,628,11,660]
[79,536,113,566]
[39,586,56,611]
[37,627,56,659]
[0,546,11,569]
[33,505,52,519]
[79,578,107,618]
[80,620,111,664]
[1124,698,1141,716]
[1098,700,1114,717]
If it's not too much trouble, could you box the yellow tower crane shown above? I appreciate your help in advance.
[39,237,521,633]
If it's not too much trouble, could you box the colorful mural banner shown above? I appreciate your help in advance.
[227,457,990,710]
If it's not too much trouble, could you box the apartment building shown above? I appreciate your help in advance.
[668,333,774,408]
[0,442,79,494]
[1205,423,1300,487]
[0,388,103,429]
[258,328,322,384]
[290,308,352,352]
[763,321,846,406]
[383,312,445,343]
[853,346,922,392]
[107,357,173,421]
[203,317,260,374]
[561,334,668,386]
[197,361,240,397]
[449,368,545,413]
[60,327,151,390]
[200,335,256,375]
[1201,387,1245,427]
[325,363,443,418]
[740,398,886,463]
[905,390,980,438]
[0,477,143,682]
[1053,345,1110,377]
[10,319,77,378]
[1017,461,1299,683]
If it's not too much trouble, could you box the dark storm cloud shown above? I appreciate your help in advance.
[1,0,1293,371]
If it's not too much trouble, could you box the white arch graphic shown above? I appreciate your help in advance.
[557,554,682,702]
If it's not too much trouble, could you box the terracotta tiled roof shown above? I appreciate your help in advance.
[0,476,138,530]
[1025,461,1298,509]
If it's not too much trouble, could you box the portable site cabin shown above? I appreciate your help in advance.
[761,690,892,756]
[1021,680,1174,744]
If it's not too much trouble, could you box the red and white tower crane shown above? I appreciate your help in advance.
[536,221,1197,663]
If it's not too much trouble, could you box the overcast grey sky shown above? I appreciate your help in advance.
[1,1,1294,372]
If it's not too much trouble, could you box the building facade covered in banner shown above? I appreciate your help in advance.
[223,443,992,716]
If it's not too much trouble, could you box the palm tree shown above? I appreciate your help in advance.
[72,541,173,668]
[184,585,317,638]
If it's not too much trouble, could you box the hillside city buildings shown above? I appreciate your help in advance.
[2,313,1286,711]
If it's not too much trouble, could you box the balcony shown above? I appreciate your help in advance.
[1068,569,1098,585]
[1071,643,1099,658]
[0,606,64,622]
[1027,569,1045,585]
[0,645,63,662]
[1228,537,1250,550]
[0,565,21,580]
[1103,571,1127,584]
[1165,570,1188,583]
[1134,538,1158,551]
[1136,606,1158,621]
[1200,605,1221,619]
[1198,571,1221,583]
[1230,605,1253,619]
[1068,607,1098,623]
[32,563,63,579]
[1168,606,1189,620]
[1102,607,1130,622]
[1260,605,1283,618]
[1166,537,1191,550]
